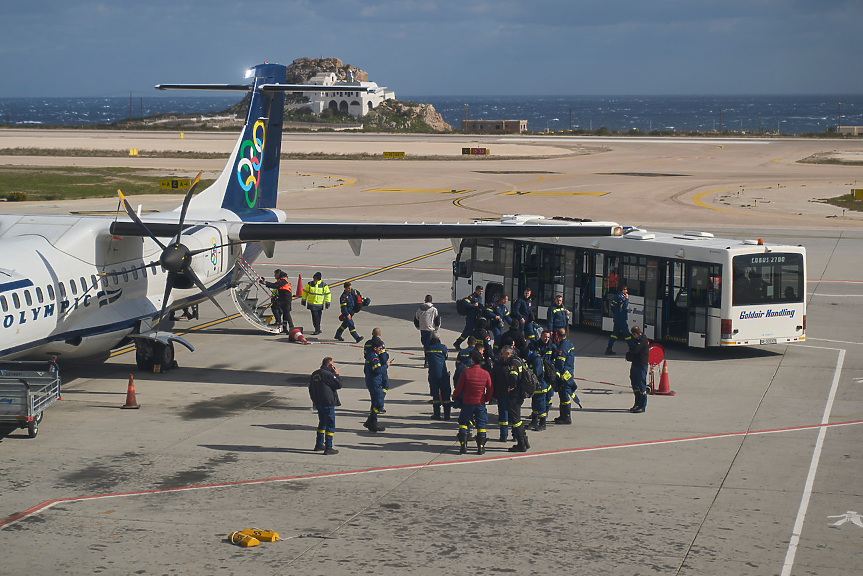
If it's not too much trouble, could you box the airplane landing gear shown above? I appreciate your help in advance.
[135,340,175,372]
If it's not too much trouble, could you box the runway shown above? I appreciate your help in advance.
[0,131,862,575]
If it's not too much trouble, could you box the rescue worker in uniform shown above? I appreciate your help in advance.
[484,293,511,348]
[471,317,495,362]
[547,294,570,336]
[492,345,530,452]
[335,282,364,343]
[500,320,529,359]
[363,337,387,432]
[364,327,391,410]
[627,326,650,413]
[528,329,556,431]
[605,285,632,354]
[301,272,331,335]
[453,350,494,455]
[261,269,294,333]
[454,285,483,350]
[513,287,534,334]
[309,356,341,455]
[553,328,581,424]
[425,335,451,419]
[452,336,477,393]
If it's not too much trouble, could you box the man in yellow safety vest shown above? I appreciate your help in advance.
[301,272,331,335]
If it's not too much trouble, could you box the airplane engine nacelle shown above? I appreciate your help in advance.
[174,223,233,290]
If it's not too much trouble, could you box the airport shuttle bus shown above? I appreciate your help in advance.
[452,216,806,348]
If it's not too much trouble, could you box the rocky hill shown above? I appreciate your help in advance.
[285,57,368,83]
[363,100,452,133]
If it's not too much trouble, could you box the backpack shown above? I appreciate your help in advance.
[352,289,368,314]
[456,298,469,316]
[542,358,560,392]
[514,357,538,395]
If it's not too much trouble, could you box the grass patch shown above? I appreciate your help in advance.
[819,193,863,212]
[0,166,214,201]
[0,147,228,160]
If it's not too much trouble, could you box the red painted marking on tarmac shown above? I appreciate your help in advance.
[3,418,861,529]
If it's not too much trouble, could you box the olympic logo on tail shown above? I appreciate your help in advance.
[237,119,266,208]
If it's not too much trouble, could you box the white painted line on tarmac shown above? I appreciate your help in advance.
[781,347,846,576]
[808,338,863,346]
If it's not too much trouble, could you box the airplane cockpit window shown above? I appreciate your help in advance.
[1,295,7,312]
[47,285,55,300]
[24,290,32,306]
[122,268,129,282]
[70,279,78,296]
[36,287,44,303]
[12,293,20,309]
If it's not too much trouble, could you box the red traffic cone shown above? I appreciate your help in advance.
[655,361,675,396]
[297,274,303,295]
[122,375,140,409]
[289,328,310,345]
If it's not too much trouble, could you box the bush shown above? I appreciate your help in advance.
[7,191,27,202]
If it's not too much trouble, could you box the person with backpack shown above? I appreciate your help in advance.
[500,320,529,359]
[260,269,294,333]
[425,335,451,420]
[309,356,342,455]
[553,328,581,424]
[453,350,495,455]
[301,272,331,335]
[528,329,557,431]
[453,285,483,350]
[492,345,533,452]
[484,293,511,348]
[363,337,387,433]
[335,282,365,343]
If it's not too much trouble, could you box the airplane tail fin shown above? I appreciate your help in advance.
[188,63,286,220]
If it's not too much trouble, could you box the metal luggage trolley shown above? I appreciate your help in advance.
[0,360,61,438]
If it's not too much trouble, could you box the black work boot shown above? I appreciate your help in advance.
[453,336,465,350]
[538,417,547,431]
[554,405,572,424]
[363,415,379,433]
[443,404,452,420]
[509,427,529,452]
[476,436,487,455]
[528,414,539,431]
[458,432,468,454]
[605,347,616,355]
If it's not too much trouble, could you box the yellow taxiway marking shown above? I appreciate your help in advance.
[498,190,609,197]
[365,188,472,194]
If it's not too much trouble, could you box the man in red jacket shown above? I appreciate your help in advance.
[453,350,494,455]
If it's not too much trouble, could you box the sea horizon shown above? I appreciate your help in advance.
[0,94,860,135]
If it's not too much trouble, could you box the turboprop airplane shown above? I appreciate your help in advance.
[0,62,622,371]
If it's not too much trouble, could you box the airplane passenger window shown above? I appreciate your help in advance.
[151,264,157,275]
[25,290,32,306]
[1,295,7,312]
[100,275,108,289]
[80,277,88,293]
[132,268,138,280]
[70,279,78,295]
[12,293,20,308]
[91,275,97,290]
[142,265,147,277]
[36,287,43,303]
[59,283,66,298]
[112,272,119,286]
[47,285,55,300]
[122,268,129,282]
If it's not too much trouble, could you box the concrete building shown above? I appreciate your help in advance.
[461,119,527,134]
[838,126,863,135]
[304,71,395,118]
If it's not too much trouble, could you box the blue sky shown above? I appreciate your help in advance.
[1,0,861,97]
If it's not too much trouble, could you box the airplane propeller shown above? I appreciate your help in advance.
[117,172,231,329]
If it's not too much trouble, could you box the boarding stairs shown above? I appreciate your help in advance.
[228,257,281,334]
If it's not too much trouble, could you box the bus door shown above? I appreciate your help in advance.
[513,241,540,305]
[689,264,722,347]
[643,259,659,340]
[452,239,474,300]
[663,261,689,344]
[579,251,603,328]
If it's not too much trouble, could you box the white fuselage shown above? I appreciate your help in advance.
[0,212,240,361]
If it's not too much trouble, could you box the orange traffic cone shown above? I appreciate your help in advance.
[122,375,140,408]
[289,328,310,345]
[655,361,675,396]
[297,274,303,295]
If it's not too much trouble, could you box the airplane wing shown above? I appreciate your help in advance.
[109,219,623,242]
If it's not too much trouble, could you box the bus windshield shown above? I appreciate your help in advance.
[732,253,804,306]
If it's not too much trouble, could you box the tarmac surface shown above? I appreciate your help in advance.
[1,131,862,575]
